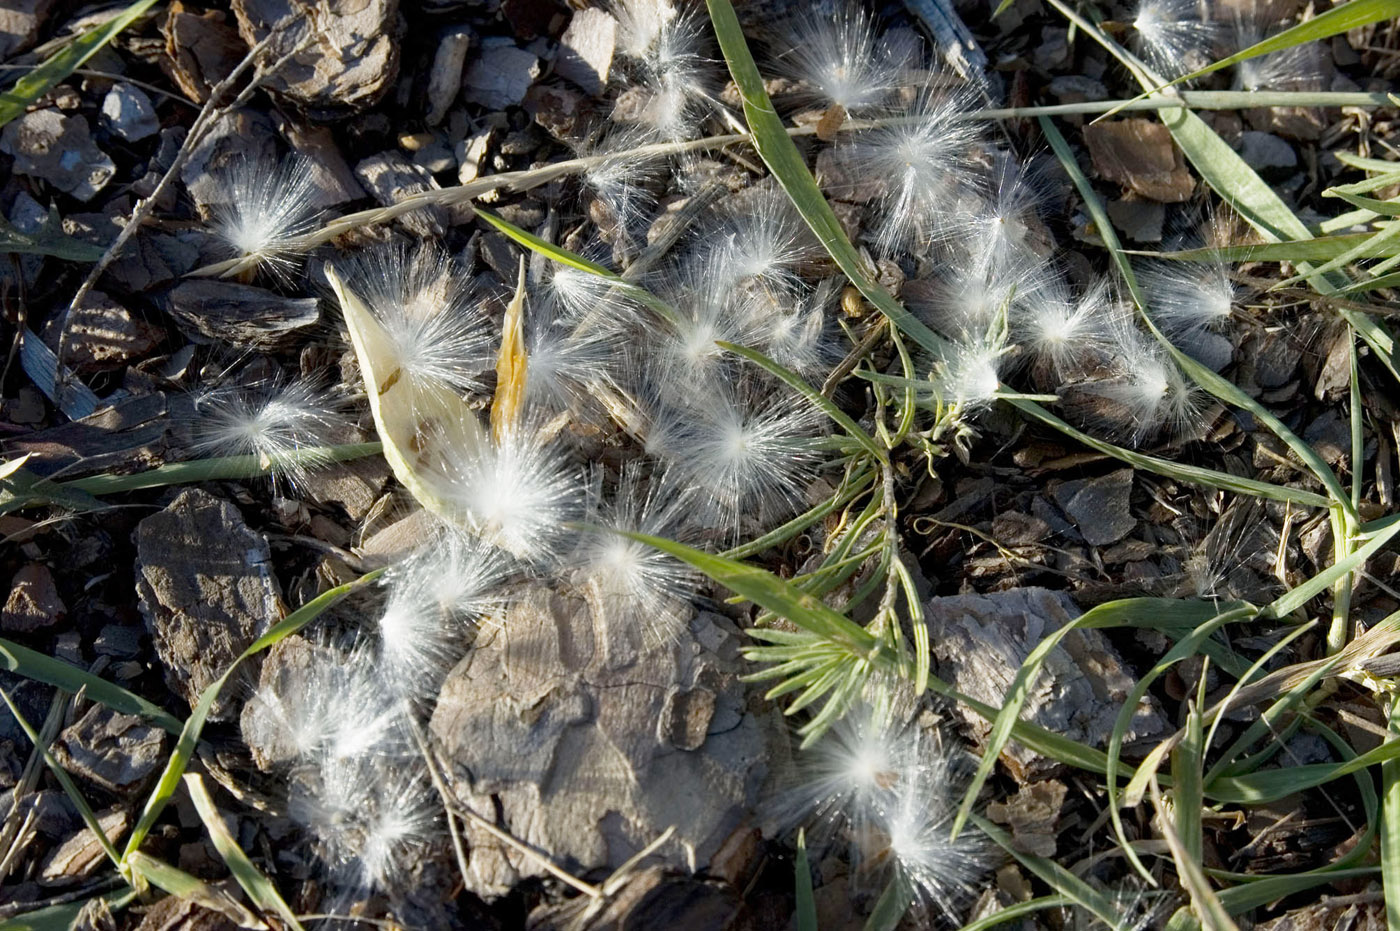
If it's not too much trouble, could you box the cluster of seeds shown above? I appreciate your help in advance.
[176,0,1286,918]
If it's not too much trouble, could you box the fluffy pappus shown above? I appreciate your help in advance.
[571,462,700,644]
[772,2,910,116]
[647,380,826,537]
[208,154,322,276]
[436,422,583,565]
[334,242,495,401]
[852,85,981,256]
[1138,258,1237,340]
[1016,276,1115,381]
[375,531,509,697]
[1131,0,1220,80]
[1080,315,1205,445]
[187,372,349,487]
[612,0,720,140]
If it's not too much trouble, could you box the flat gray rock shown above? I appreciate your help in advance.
[429,590,781,899]
[463,40,540,109]
[0,0,58,60]
[556,7,616,96]
[100,83,160,142]
[928,587,1167,782]
[1,110,115,202]
[136,489,284,719]
[426,25,474,124]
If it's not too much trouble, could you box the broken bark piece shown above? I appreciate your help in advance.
[52,705,168,794]
[38,808,128,885]
[354,151,449,238]
[62,291,163,372]
[277,119,367,207]
[136,490,284,719]
[231,0,401,117]
[6,393,168,478]
[162,3,248,103]
[426,25,473,125]
[0,110,115,202]
[159,279,319,347]
[3,564,65,633]
[1051,468,1135,546]
[1084,119,1194,203]
[928,587,1167,782]
[985,779,1067,857]
[428,589,781,899]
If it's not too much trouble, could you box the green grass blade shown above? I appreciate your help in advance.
[0,638,182,733]
[0,214,107,262]
[121,570,383,863]
[1171,0,1400,88]
[1146,235,1400,265]
[61,443,384,498]
[0,686,122,872]
[0,892,138,931]
[0,0,160,129]
[1262,513,1400,618]
[720,341,886,462]
[704,0,947,357]
[794,829,818,931]
[972,816,1127,928]
[1215,868,1377,916]
[959,896,1072,931]
[184,774,304,931]
[124,852,266,929]
[1381,702,1400,931]
[622,531,876,653]
[863,876,912,931]
[1001,395,1330,509]
[472,208,678,323]
[1209,738,1400,804]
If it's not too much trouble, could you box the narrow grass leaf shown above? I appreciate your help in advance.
[1147,235,1400,265]
[1263,513,1400,618]
[1167,0,1400,88]
[863,876,913,931]
[121,571,383,862]
[0,0,160,128]
[0,686,122,871]
[473,207,678,323]
[959,897,1072,931]
[1209,738,1400,804]
[60,444,383,499]
[794,829,817,931]
[973,816,1127,928]
[124,852,266,929]
[1216,868,1377,916]
[0,892,137,931]
[1001,396,1329,509]
[0,214,106,262]
[184,774,304,931]
[0,638,181,732]
[622,531,875,652]
[1379,701,1400,931]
